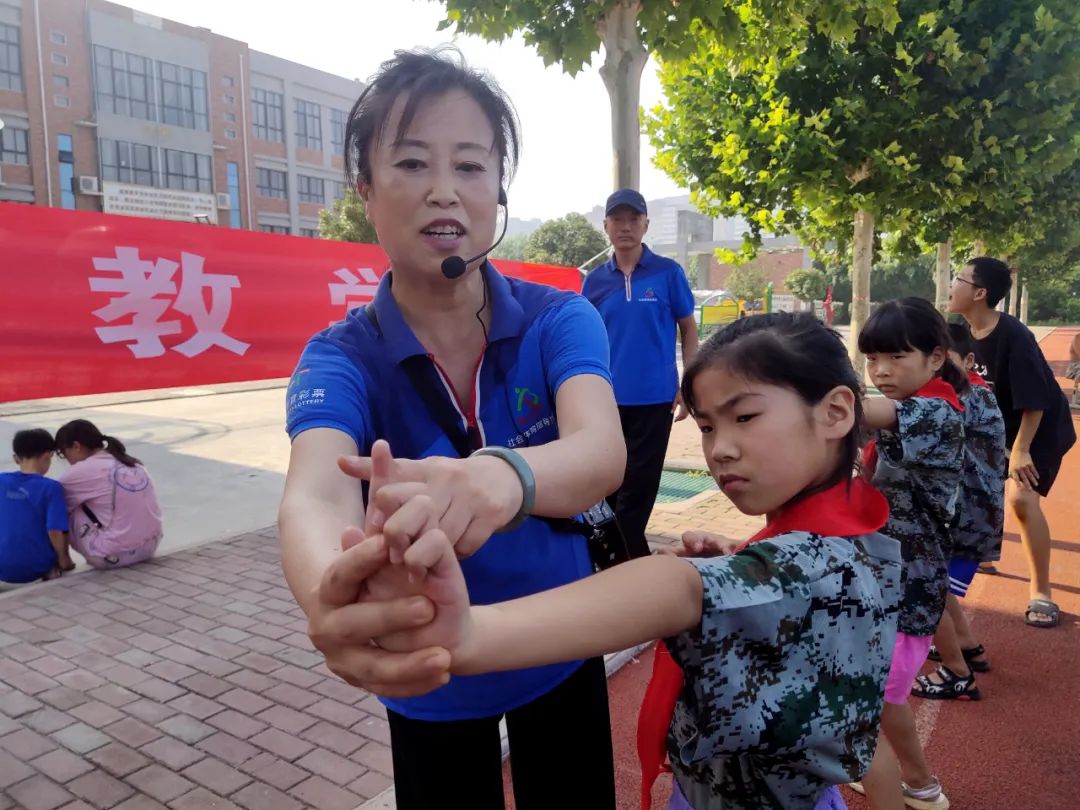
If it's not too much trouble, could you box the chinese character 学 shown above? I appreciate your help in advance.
[328,267,379,324]
[90,246,250,359]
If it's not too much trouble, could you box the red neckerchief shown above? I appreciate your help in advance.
[636,477,889,809]
[968,370,989,388]
[861,376,964,478]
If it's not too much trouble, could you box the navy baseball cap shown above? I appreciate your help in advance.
[605,188,647,216]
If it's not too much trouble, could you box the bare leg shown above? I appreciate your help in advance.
[927,604,969,679]
[947,594,978,649]
[860,732,905,810]
[881,702,935,790]
[1008,481,1054,619]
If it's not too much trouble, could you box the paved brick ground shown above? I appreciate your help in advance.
[0,529,393,810]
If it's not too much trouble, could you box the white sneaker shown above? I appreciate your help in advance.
[902,778,950,809]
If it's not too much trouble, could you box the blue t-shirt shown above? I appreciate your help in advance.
[582,245,695,406]
[0,472,68,583]
[286,264,613,721]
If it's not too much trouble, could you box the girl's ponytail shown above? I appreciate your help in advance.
[102,435,141,468]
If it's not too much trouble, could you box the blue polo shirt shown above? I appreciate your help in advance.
[286,263,612,721]
[0,472,68,583]
[582,245,695,406]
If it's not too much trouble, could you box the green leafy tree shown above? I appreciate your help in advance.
[785,268,829,303]
[435,0,900,189]
[524,213,609,267]
[725,264,769,303]
[646,0,1080,371]
[319,189,378,244]
[491,232,529,262]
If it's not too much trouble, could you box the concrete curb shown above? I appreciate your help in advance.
[0,378,290,416]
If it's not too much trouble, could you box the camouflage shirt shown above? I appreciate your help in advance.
[953,384,1006,562]
[666,532,902,810]
[872,396,964,636]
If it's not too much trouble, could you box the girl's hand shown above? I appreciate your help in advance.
[308,530,451,698]
[340,440,523,561]
[372,529,474,663]
[660,529,742,558]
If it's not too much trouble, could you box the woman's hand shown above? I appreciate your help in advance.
[307,529,452,698]
[340,440,523,560]
[656,529,743,558]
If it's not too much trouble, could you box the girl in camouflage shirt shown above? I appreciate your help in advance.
[352,313,903,809]
[857,298,967,810]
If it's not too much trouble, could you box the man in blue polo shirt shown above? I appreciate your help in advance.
[583,189,699,558]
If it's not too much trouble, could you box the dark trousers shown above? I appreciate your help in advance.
[386,657,616,810]
[607,403,674,559]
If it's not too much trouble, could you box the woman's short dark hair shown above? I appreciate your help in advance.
[12,428,55,459]
[344,47,520,190]
[56,419,141,468]
[681,312,864,491]
[858,297,970,395]
[968,257,1012,308]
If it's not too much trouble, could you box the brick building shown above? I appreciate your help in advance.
[0,0,361,235]
[705,248,807,294]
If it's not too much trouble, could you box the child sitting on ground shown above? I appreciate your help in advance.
[0,429,75,583]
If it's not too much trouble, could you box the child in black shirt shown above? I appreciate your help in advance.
[949,257,1076,628]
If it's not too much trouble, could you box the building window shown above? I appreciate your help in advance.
[330,108,347,151]
[159,61,209,131]
[224,111,236,122]
[93,46,155,122]
[221,75,234,87]
[53,74,68,88]
[51,52,67,66]
[259,224,289,235]
[0,23,21,92]
[222,93,234,104]
[163,148,212,193]
[256,167,287,198]
[297,174,325,204]
[299,227,319,238]
[330,180,347,201]
[58,134,75,209]
[50,31,66,45]
[54,94,69,107]
[294,99,322,151]
[227,161,241,228]
[251,88,284,143]
[224,128,237,139]
[0,128,29,165]
[99,138,157,186]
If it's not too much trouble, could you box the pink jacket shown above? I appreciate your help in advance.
[59,450,163,559]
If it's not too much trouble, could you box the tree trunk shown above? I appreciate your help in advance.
[1009,267,1019,316]
[1021,284,1029,324]
[597,1,647,191]
[973,239,986,255]
[850,208,874,379]
[934,239,952,315]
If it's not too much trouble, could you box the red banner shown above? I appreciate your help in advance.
[0,204,582,403]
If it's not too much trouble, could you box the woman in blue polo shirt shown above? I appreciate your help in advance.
[278,49,625,809]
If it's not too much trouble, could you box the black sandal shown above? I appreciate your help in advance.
[927,643,990,672]
[911,665,981,701]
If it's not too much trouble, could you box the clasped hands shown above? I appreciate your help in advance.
[305,440,520,698]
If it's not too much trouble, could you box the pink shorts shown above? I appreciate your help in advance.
[884,632,934,704]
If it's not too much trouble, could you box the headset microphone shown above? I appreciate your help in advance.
[441,188,509,280]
